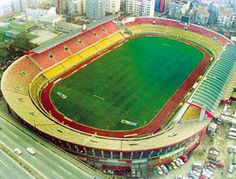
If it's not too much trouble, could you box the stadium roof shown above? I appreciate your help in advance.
[190,45,236,113]
[31,15,116,54]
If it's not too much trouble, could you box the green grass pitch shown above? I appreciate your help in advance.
[51,36,204,131]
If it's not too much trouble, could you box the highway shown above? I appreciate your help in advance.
[0,110,109,179]
[0,150,34,179]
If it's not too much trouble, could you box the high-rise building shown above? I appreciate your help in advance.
[68,0,86,16]
[190,7,209,26]
[0,0,14,17]
[125,0,155,16]
[233,0,236,12]
[106,0,120,14]
[155,0,165,13]
[56,0,67,14]
[13,0,31,12]
[86,0,106,20]
[207,2,219,26]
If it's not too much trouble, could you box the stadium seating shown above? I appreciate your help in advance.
[61,55,84,70]
[63,38,85,55]
[31,51,57,70]
[49,43,71,62]
[30,74,47,103]
[43,64,66,80]
[79,46,98,59]
[94,39,111,51]
[101,21,120,34]
[108,32,124,44]
[3,56,40,95]
[90,26,108,39]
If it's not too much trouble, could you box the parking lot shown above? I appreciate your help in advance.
[151,122,236,179]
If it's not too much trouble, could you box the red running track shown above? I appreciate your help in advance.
[40,36,212,138]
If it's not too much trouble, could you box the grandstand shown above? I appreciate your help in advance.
[1,17,235,175]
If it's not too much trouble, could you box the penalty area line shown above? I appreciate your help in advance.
[93,95,105,102]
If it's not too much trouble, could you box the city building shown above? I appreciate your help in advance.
[208,2,220,26]
[168,1,181,19]
[68,0,86,16]
[0,0,14,17]
[155,0,165,13]
[125,0,155,17]
[56,0,68,14]
[232,0,236,12]
[86,0,106,20]
[12,0,29,12]
[106,0,121,14]
[190,7,209,26]
[218,8,235,28]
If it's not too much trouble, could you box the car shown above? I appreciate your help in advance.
[233,158,236,165]
[202,168,213,176]
[206,166,214,171]
[26,147,36,155]
[228,165,234,173]
[13,148,22,155]
[189,171,200,179]
[155,166,164,175]
[173,159,181,167]
[175,174,185,179]
[170,162,178,169]
[210,147,220,152]
[209,148,220,156]
[160,164,168,173]
[190,170,201,177]
[136,170,141,178]
[206,162,216,169]
[192,162,203,170]
[179,156,188,163]
[131,168,136,177]
[166,164,173,171]
[228,146,236,154]
[177,158,185,166]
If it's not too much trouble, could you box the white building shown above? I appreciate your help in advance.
[125,0,155,17]
[218,16,235,27]
[0,0,14,17]
[67,0,86,16]
[106,0,121,14]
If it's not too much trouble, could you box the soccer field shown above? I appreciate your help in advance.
[50,36,204,131]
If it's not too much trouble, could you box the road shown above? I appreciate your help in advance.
[0,110,109,179]
[0,150,34,179]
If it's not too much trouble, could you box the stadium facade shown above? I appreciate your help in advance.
[2,16,236,175]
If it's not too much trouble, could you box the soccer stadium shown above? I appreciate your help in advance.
[1,17,236,176]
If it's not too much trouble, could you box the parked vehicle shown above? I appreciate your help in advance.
[177,158,185,166]
[179,156,188,163]
[192,162,203,170]
[26,147,35,155]
[13,148,22,155]
[228,146,236,154]
[166,164,173,171]
[173,159,181,167]
[228,165,234,173]
[155,166,164,175]
[209,147,220,156]
[160,164,168,173]
[170,162,178,169]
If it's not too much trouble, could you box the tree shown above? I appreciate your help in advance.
[8,32,37,57]
[0,42,9,65]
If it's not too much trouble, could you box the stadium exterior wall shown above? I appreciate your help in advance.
[7,103,206,172]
